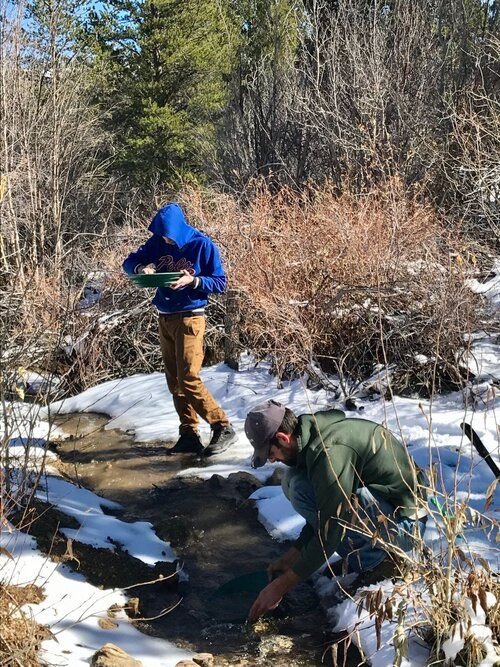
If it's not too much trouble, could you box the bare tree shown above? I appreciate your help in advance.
[0,0,108,282]
[442,36,500,241]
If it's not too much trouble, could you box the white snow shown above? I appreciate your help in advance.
[0,530,189,667]
[1,403,186,665]
[467,259,500,310]
[2,332,499,666]
[36,476,176,565]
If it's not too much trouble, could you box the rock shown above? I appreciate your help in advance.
[163,478,189,491]
[208,474,225,489]
[227,471,263,496]
[97,617,118,630]
[193,653,214,667]
[344,397,357,411]
[174,662,199,667]
[90,643,143,666]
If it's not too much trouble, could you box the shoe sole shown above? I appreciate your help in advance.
[168,441,204,455]
[203,434,237,457]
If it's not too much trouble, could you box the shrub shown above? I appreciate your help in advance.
[178,180,481,395]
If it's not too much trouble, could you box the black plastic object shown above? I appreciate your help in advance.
[461,422,500,479]
[209,570,269,624]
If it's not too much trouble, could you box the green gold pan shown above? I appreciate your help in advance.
[129,272,184,288]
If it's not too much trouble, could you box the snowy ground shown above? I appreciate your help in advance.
[1,339,499,666]
[1,266,499,666]
[1,405,190,667]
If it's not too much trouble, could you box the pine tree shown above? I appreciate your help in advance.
[87,0,238,185]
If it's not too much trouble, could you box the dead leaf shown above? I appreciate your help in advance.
[484,479,498,511]
[477,558,490,572]
[107,603,122,618]
[375,615,382,650]
[63,538,80,568]
[127,597,140,617]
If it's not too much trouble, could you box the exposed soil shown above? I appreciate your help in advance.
[26,412,366,666]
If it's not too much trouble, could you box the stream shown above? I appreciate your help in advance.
[44,412,362,666]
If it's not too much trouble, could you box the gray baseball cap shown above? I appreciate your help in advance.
[244,400,286,468]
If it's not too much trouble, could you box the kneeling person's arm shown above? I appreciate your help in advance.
[248,569,301,622]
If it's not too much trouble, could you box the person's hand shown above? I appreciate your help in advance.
[248,579,284,623]
[170,269,195,290]
[138,264,156,275]
[248,570,301,623]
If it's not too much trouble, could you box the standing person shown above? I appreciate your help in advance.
[244,400,427,622]
[123,203,236,456]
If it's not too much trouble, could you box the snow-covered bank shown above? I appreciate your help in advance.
[0,529,190,666]
[1,406,190,666]
[2,332,499,665]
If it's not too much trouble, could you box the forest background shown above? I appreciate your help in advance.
[1,0,499,401]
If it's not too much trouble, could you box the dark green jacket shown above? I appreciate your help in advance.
[292,410,425,579]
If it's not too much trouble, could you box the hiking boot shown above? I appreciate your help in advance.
[204,423,237,456]
[325,559,351,579]
[169,431,204,455]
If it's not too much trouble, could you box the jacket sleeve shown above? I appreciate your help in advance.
[293,523,315,551]
[122,237,157,276]
[196,240,227,294]
[292,450,356,580]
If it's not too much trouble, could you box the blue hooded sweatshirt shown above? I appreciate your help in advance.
[122,204,227,314]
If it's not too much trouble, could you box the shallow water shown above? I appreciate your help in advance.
[50,412,358,666]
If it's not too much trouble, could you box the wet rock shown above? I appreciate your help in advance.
[208,472,262,501]
[192,653,214,667]
[208,474,225,489]
[227,471,262,494]
[90,643,142,666]
[164,478,190,491]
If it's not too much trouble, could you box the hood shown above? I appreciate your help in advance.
[148,204,200,247]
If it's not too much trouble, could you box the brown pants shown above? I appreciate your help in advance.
[158,314,229,433]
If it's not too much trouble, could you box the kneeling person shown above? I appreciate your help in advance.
[244,400,427,622]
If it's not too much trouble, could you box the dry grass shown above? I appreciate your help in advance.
[1,180,484,397]
[0,582,47,667]
[179,180,481,394]
[328,490,499,667]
